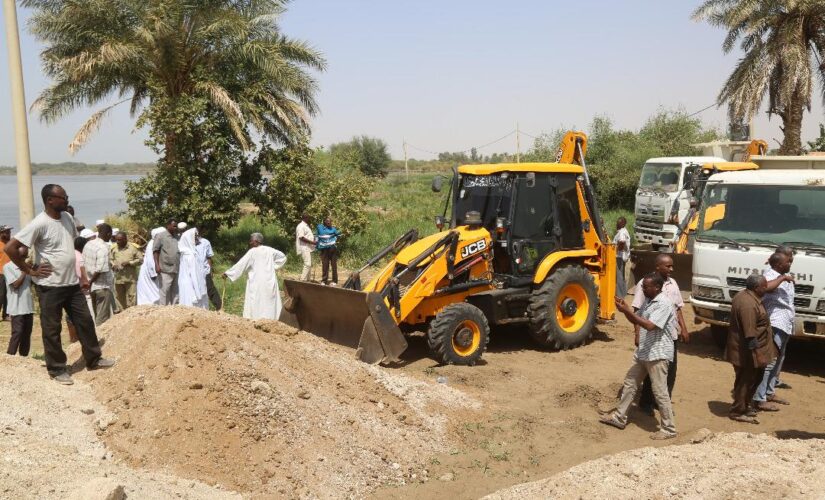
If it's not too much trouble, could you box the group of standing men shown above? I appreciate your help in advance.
[295,214,342,286]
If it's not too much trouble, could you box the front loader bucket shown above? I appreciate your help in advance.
[630,249,694,292]
[280,280,408,365]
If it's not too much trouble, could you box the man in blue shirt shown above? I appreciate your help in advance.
[316,217,341,286]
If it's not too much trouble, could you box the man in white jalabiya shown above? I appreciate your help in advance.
[137,227,164,305]
[222,232,287,319]
[177,228,208,309]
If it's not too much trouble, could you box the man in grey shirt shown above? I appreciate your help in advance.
[3,184,114,385]
[153,218,180,305]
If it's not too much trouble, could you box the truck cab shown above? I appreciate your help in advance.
[634,156,725,249]
[690,169,825,341]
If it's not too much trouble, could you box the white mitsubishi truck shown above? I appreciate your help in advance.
[689,164,825,345]
[634,156,725,249]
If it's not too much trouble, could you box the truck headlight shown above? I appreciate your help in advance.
[817,300,825,314]
[692,285,725,301]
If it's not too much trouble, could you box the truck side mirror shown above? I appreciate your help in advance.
[431,176,443,192]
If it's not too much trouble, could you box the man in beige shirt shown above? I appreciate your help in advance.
[111,232,143,309]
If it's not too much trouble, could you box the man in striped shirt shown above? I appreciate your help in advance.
[601,272,677,440]
[752,251,795,411]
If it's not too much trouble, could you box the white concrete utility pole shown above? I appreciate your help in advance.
[403,139,408,179]
[3,0,35,226]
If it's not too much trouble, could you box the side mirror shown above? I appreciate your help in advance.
[431,176,443,192]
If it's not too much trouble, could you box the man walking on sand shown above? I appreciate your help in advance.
[0,225,12,321]
[222,233,287,320]
[296,214,315,281]
[111,231,143,310]
[601,273,677,440]
[632,254,688,416]
[752,252,796,412]
[728,274,776,423]
[154,218,180,305]
[3,184,114,385]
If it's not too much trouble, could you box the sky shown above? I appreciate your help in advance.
[1,0,824,165]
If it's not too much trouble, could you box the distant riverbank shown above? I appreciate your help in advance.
[0,162,153,176]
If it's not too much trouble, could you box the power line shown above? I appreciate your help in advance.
[687,102,719,117]
[405,129,517,157]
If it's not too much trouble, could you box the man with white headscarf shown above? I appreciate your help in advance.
[177,228,208,309]
[137,227,164,305]
[222,233,287,319]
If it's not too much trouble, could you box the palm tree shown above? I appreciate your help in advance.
[22,0,325,158]
[693,0,825,154]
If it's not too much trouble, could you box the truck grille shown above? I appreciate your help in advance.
[729,289,811,310]
[727,277,813,296]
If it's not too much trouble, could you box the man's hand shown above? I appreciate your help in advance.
[29,262,53,278]
[678,329,691,343]
[155,264,161,274]
[783,274,795,283]
[614,296,632,314]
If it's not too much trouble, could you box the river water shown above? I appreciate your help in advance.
[0,175,141,229]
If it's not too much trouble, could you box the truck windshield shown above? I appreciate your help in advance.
[696,183,825,247]
[639,163,681,192]
[455,174,512,228]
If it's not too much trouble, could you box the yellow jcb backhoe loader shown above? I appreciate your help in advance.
[280,132,616,366]
[630,139,766,289]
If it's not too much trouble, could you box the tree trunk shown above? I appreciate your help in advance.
[778,89,805,155]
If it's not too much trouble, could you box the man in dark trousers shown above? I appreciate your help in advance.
[728,274,776,423]
[3,184,115,385]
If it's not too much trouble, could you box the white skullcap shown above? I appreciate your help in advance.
[177,222,188,230]
[80,229,95,239]
[95,219,105,226]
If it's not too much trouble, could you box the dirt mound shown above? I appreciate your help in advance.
[484,432,825,499]
[0,356,239,499]
[73,306,480,498]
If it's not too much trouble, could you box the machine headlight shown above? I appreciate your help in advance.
[817,300,825,314]
[693,285,725,301]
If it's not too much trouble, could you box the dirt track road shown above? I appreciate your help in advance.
[372,304,825,499]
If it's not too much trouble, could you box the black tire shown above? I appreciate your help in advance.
[427,303,490,366]
[711,325,728,350]
[528,264,599,350]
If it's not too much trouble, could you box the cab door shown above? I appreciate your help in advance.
[509,173,560,276]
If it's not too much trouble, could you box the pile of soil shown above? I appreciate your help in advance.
[484,432,825,499]
[73,306,480,498]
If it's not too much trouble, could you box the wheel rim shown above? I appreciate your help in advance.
[452,320,481,356]
[555,283,590,334]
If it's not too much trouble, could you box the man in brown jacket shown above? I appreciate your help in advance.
[727,274,777,423]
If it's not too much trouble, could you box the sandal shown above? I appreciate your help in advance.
[599,414,626,430]
[754,401,780,412]
[729,413,759,424]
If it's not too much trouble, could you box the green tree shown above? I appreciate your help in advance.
[808,124,825,152]
[693,1,825,154]
[253,143,373,237]
[329,136,392,177]
[639,108,717,156]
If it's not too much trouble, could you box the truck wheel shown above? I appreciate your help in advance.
[710,325,728,350]
[528,265,599,350]
[427,303,490,366]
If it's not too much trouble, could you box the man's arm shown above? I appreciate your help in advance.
[676,308,689,342]
[4,239,52,278]
[153,238,162,273]
[765,274,793,293]
[615,298,658,331]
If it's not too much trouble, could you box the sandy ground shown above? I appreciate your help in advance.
[3,298,825,498]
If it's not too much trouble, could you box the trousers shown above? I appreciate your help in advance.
[614,358,676,435]
[158,272,178,305]
[0,274,7,318]
[7,314,33,356]
[731,361,765,415]
[36,285,102,375]
[91,288,114,326]
[753,327,790,402]
[320,247,338,284]
[205,274,222,310]
[639,342,678,410]
[299,248,312,281]
[616,257,627,297]
[115,281,136,310]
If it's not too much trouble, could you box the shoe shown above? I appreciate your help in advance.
[650,431,677,440]
[729,413,759,424]
[767,395,790,405]
[753,401,780,412]
[776,381,792,389]
[89,358,116,370]
[52,372,74,385]
[329,282,338,287]
[599,414,626,430]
